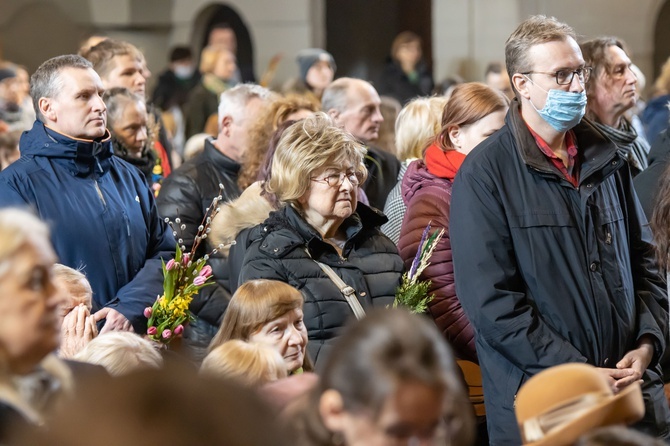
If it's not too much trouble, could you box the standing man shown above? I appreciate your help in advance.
[0,55,174,333]
[156,83,273,358]
[485,61,514,100]
[450,16,669,444]
[322,77,401,210]
[581,37,649,175]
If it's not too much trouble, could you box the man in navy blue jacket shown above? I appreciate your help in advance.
[0,54,174,334]
[450,16,669,444]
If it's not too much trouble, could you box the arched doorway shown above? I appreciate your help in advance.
[653,0,670,83]
[191,3,255,82]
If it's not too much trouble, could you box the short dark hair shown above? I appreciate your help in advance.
[169,46,192,63]
[485,61,504,77]
[30,54,92,122]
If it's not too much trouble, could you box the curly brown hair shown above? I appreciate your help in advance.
[238,94,319,190]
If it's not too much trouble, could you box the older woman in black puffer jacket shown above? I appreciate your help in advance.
[233,113,403,368]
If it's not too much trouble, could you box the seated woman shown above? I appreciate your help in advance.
[234,113,403,367]
[209,279,311,375]
[0,208,73,438]
[201,339,287,386]
[103,87,162,192]
[288,308,473,446]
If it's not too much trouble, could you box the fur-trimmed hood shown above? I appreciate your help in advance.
[210,181,275,254]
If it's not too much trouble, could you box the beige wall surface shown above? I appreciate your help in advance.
[0,0,666,92]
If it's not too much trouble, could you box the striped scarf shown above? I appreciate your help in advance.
[592,118,649,175]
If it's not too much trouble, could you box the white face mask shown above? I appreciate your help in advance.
[174,64,195,79]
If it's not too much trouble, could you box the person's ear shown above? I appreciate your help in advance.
[512,73,531,100]
[448,125,462,151]
[319,389,346,434]
[327,108,341,124]
[39,97,57,122]
[219,115,233,137]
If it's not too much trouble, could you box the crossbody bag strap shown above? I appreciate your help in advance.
[304,247,366,320]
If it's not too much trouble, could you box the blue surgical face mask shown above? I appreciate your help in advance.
[525,75,587,133]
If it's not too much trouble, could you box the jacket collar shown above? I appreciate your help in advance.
[20,121,113,177]
[507,100,623,185]
[203,138,241,174]
[261,203,387,257]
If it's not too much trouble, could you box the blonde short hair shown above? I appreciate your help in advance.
[74,332,163,376]
[0,209,51,279]
[201,340,288,386]
[266,112,367,208]
[395,96,448,161]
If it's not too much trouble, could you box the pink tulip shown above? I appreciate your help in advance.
[193,275,206,286]
[147,326,157,336]
[174,324,184,335]
[199,265,213,278]
[143,307,152,318]
[166,259,176,270]
[182,253,190,265]
[162,329,172,339]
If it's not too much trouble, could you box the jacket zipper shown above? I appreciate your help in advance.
[94,181,107,207]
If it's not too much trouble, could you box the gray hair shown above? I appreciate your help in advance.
[74,332,163,376]
[217,83,274,129]
[102,87,144,128]
[31,55,93,123]
[321,77,360,113]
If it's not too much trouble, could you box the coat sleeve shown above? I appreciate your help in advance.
[398,189,477,363]
[622,168,668,365]
[450,168,588,375]
[238,242,289,286]
[112,188,175,332]
[0,179,30,208]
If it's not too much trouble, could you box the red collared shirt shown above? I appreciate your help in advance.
[525,124,580,187]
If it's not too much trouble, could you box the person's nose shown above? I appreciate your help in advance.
[624,66,637,86]
[137,126,148,144]
[135,72,146,87]
[569,72,585,93]
[287,326,304,347]
[93,94,106,114]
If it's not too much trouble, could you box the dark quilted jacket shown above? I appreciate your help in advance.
[236,204,403,368]
[397,160,477,363]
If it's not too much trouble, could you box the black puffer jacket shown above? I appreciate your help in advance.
[236,204,403,368]
[156,138,241,360]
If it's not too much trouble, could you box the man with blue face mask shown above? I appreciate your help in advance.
[449,15,670,445]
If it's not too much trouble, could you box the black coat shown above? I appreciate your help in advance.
[450,101,670,444]
[634,130,670,221]
[156,138,241,359]
[377,59,434,105]
[236,204,403,368]
[363,146,401,211]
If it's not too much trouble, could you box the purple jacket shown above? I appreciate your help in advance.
[397,160,477,362]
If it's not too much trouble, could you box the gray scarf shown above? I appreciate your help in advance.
[592,118,649,175]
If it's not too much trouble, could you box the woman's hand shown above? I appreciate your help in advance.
[59,304,98,359]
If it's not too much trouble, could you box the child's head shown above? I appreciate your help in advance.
[201,339,288,386]
[52,264,92,322]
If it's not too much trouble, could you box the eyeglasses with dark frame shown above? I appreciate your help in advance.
[310,170,364,188]
[521,67,593,85]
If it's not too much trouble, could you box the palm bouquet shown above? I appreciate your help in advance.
[145,185,234,344]
[393,222,444,314]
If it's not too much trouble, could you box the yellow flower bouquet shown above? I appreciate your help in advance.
[145,186,233,344]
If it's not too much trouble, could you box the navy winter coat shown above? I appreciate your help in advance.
[0,121,175,331]
[450,102,670,444]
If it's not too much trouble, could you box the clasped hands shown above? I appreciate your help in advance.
[596,336,654,394]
